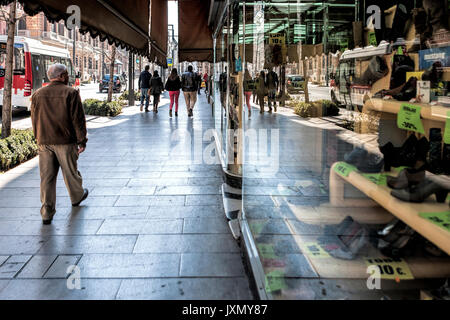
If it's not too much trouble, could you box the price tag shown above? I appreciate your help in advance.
[369,32,377,46]
[392,166,410,173]
[419,211,450,232]
[362,173,387,186]
[334,161,356,177]
[444,111,450,144]
[257,243,277,259]
[302,242,330,258]
[397,104,425,134]
[250,221,265,235]
[365,258,414,280]
[265,270,287,292]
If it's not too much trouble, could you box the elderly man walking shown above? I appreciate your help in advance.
[31,63,89,225]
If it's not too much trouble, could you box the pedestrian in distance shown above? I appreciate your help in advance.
[30,63,89,225]
[219,67,227,110]
[138,65,151,112]
[196,72,202,95]
[243,69,253,119]
[165,68,182,117]
[256,70,268,114]
[266,67,279,113]
[181,65,198,117]
[203,72,209,94]
[150,70,164,113]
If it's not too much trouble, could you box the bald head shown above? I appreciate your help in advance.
[47,63,68,81]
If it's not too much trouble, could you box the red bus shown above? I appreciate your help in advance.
[0,36,79,111]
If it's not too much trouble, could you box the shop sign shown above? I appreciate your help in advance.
[444,111,450,144]
[265,270,287,292]
[167,58,173,67]
[334,161,356,177]
[419,47,450,70]
[365,258,414,280]
[269,33,285,46]
[419,211,450,232]
[397,103,425,134]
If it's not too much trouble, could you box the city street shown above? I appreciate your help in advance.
[1,83,332,130]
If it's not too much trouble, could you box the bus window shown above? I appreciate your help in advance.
[31,54,45,90]
[0,43,26,76]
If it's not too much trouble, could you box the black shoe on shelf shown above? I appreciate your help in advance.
[72,189,89,207]
[390,180,449,203]
[387,167,426,189]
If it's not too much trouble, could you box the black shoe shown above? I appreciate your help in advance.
[189,109,193,117]
[391,180,449,203]
[169,110,172,117]
[145,108,149,112]
[42,219,52,225]
[72,189,89,207]
[175,111,178,117]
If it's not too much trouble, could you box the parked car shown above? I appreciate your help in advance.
[99,74,126,93]
[286,75,305,94]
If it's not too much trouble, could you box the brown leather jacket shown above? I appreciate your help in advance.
[31,81,87,147]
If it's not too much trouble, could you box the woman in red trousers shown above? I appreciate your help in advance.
[165,68,182,117]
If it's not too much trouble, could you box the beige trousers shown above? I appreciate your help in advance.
[183,91,197,111]
[38,144,84,220]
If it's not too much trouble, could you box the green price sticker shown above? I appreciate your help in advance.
[334,162,357,177]
[392,166,410,173]
[397,104,425,134]
[444,111,450,144]
[419,211,450,232]
[369,32,377,46]
[257,243,277,259]
[265,270,287,293]
[362,173,388,186]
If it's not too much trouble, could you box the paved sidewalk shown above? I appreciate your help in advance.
[0,93,253,299]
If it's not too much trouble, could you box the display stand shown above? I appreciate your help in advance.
[329,163,450,255]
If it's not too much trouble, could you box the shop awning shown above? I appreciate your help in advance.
[0,0,167,63]
[149,0,168,66]
[178,0,213,62]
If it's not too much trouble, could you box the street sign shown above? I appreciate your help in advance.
[167,58,173,66]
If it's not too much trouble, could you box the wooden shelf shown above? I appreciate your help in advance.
[294,234,450,279]
[363,98,449,123]
[330,162,450,255]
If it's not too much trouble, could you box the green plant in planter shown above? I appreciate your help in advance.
[82,99,122,117]
[315,99,340,116]
[118,90,140,102]
[0,129,38,171]
[293,101,316,118]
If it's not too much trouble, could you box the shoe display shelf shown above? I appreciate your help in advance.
[362,98,448,139]
[329,162,450,256]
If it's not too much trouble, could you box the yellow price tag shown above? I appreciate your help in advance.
[365,258,414,280]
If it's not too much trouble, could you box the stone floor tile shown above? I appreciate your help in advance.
[117,278,253,300]
[16,255,57,278]
[133,234,239,253]
[97,219,183,235]
[77,254,180,278]
[180,253,246,277]
[183,218,230,234]
[44,255,81,278]
[0,255,32,278]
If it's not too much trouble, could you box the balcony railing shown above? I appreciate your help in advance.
[17,30,30,37]
[42,31,58,41]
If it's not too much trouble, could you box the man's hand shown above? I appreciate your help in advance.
[77,145,86,154]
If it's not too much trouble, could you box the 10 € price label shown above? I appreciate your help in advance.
[365,258,414,280]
